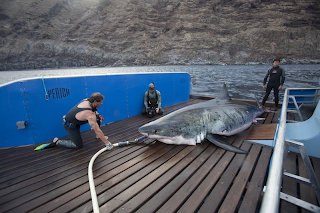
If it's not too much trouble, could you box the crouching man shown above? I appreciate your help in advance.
[142,83,164,118]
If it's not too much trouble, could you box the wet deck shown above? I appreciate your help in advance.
[0,96,319,213]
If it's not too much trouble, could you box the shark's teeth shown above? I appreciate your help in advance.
[196,131,206,143]
[196,135,201,143]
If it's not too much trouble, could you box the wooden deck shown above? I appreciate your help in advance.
[0,96,319,213]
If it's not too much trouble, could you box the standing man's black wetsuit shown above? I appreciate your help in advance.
[262,59,285,109]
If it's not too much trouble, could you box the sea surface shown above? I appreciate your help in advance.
[1,64,319,101]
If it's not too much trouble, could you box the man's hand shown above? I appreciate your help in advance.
[262,85,266,90]
[156,108,159,114]
[278,85,283,90]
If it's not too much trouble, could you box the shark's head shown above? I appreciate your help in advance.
[138,117,200,145]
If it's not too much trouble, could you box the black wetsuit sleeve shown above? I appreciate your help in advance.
[263,70,270,85]
[280,68,285,85]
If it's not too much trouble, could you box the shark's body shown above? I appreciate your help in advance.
[138,84,265,154]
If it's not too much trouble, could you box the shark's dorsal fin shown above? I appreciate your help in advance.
[217,83,231,100]
[254,93,262,108]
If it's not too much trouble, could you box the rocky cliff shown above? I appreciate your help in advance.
[0,0,319,70]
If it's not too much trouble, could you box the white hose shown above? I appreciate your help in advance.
[88,136,146,212]
[88,146,108,213]
[87,142,133,212]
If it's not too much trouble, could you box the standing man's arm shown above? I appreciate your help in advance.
[263,70,270,89]
[279,69,285,90]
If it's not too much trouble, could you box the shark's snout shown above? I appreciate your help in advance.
[138,124,158,136]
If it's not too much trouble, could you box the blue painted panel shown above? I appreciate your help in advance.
[125,74,150,117]
[0,73,190,148]
[0,82,32,147]
[22,77,88,145]
[85,75,129,124]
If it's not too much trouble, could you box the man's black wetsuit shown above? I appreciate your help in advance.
[60,99,96,148]
[262,66,285,108]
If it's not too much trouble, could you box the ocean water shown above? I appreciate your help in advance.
[0,64,319,100]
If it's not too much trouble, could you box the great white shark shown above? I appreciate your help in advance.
[138,83,265,154]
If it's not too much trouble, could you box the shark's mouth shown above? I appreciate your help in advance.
[142,133,197,146]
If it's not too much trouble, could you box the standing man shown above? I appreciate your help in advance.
[142,83,164,118]
[262,58,285,110]
[52,92,113,149]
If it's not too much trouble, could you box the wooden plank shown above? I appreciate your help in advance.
[0,140,99,189]
[3,142,158,212]
[258,112,268,125]
[3,99,204,213]
[176,136,239,213]
[0,139,84,178]
[311,157,320,189]
[0,146,51,170]
[99,145,198,212]
[311,156,320,206]
[196,142,251,213]
[287,112,295,121]
[238,146,273,213]
[113,142,213,213]
[272,110,280,123]
[146,145,220,213]
[305,106,316,119]
[0,129,145,198]
[280,152,299,213]
[218,144,262,213]
[298,155,318,213]
[68,145,186,213]
[264,112,275,124]
[33,142,173,213]
[246,123,278,140]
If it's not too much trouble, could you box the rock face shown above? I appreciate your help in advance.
[0,0,319,70]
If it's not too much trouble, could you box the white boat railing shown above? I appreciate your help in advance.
[260,88,289,213]
[260,88,320,213]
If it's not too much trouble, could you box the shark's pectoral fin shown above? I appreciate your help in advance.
[206,134,248,154]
